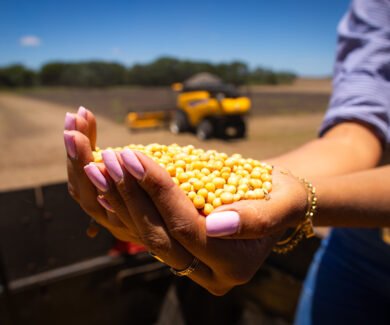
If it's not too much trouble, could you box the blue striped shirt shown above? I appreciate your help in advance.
[320,0,390,145]
[297,2,390,323]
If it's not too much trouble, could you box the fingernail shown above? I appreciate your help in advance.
[206,211,240,237]
[84,163,109,192]
[97,195,115,213]
[102,149,123,182]
[64,112,76,130]
[64,131,76,159]
[77,106,88,119]
[120,149,145,180]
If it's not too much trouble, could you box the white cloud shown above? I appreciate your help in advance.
[20,35,41,47]
[112,47,123,55]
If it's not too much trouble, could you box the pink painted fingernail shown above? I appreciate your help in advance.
[64,112,76,130]
[64,131,76,159]
[102,149,123,182]
[206,211,240,237]
[77,106,88,119]
[97,195,115,213]
[120,149,145,180]
[84,163,109,192]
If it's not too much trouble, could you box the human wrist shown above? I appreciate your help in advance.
[273,172,317,254]
[278,170,309,228]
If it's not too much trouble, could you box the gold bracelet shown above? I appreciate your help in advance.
[272,176,317,254]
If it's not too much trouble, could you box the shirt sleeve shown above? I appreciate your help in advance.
[320,0,390,145]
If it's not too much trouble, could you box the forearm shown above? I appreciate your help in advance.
[266,122,382,180]
[266,122,386,227]
[314,165,390,227]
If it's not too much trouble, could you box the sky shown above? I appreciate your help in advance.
[0,0,350,76]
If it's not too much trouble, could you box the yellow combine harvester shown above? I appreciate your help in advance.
[126,73,251,140]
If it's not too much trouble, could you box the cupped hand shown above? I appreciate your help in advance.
[88,146,308,295]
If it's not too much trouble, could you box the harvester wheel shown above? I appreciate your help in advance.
[170,110,189,134]
[234,117,246,138]
[196,119,214,140]
[221,116,246,139]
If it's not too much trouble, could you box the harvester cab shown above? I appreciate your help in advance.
[170,73,251,140]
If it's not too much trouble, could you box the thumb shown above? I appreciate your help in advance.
[205,198,299,239]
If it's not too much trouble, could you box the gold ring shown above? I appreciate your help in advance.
[170,257,200,277]
[149,251,165,263]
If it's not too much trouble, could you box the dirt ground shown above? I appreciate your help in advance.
[0,89,325,191]
[248,78,332,94]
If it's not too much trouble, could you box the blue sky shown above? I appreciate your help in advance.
[0,0,350,76]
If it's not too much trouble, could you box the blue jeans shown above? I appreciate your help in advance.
[294,229,390,325]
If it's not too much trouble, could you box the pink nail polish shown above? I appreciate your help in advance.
[206,211,240,237]
[77,106,88,119]
[64,113,76,130]
[120,149,145,180]
[64,131,76,159]
[97,196,115,213]
[102,150,123,182]
[84,163,109,192]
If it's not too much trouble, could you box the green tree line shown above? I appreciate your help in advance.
[0,57,296,88]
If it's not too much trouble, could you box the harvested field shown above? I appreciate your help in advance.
[17,78,331,123]
[0,81,328,191]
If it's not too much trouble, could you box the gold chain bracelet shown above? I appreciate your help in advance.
[272,176,317,254]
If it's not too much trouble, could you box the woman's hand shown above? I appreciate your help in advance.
[87,146,308,295]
